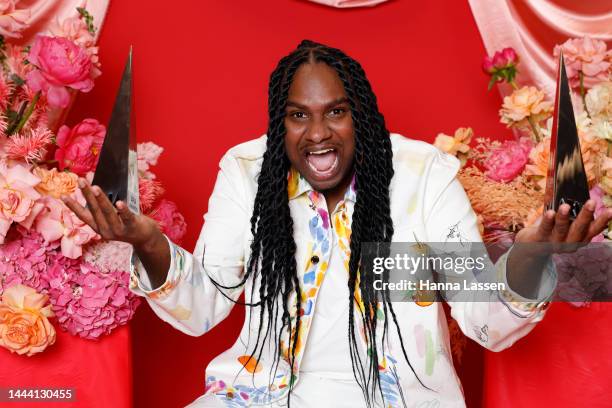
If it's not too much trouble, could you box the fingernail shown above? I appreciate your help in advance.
[78,178,86,188]
[585,200,595,211]
[560,205,570,215]
[546,210,555,219]
[92,186,100,196]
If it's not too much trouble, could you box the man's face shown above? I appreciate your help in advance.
[284,62,355,193]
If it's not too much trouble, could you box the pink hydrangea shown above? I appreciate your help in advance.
[46,257,140,340]
[25,35,95,108]
[149,199,187,244]
[0,228,58,295]
[554,37,611,89]
[483,137,532,182]
[553,243,612,307]
[54,118,106,176]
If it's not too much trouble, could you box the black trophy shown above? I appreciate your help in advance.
[92,47,140,214]
[543,51,590,220]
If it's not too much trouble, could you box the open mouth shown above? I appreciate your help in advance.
[305,148,339,178]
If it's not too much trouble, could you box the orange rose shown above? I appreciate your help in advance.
[0,284,56,356]
[33,167,78,199]
[500,86,553,128]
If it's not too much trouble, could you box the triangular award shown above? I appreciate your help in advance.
[92,47,140,214]
[543,51,590,220]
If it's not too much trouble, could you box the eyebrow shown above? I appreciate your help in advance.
[286,97,349,110]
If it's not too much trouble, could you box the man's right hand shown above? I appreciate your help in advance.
[62,178,171,288]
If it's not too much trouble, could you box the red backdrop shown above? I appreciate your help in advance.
[68,1,513,406]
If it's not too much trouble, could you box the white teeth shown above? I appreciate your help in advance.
[308,148,334,155]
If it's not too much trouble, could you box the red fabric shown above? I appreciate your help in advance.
[66,0,512,407]
[0,325,131,408]
[483,303,612,408]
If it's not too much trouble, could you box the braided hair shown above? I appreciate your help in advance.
[210,40,426,407]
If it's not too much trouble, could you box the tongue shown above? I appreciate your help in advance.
[308,151,336,172]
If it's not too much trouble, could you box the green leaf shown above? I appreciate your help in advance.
[487,76,497,91]
[10,74,24,86]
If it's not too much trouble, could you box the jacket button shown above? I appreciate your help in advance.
[311,255,319,264]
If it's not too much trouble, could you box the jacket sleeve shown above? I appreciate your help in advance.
[423,149,557,352]
[129,152,250,336]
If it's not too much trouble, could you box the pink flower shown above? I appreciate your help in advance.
[5,127,53,164]
[0,0,30,39]
[83,241,133,274]
[4,43,31,79]
[54,119,106,176]
[34,196,99,259]
[483,137,532,182]
[0,163,42,243]
[48,15,100,75]
[137,142,163,179]
[149,199,187,244]
[139,178,164,213]
[0,228,57,295]
[554,37,611,89]
[25,36,95,108]
[47,259,140,340]
[482,47,520,89]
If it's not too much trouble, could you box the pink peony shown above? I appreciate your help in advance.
[0,0,30,39]
[0,163,42,243]
[25,35,95,108]
[54,118,106,175]
[554,37,611,89]
[34,196,99,259]
[48,14,100,76]
[149,199,187,244]
[137,142,163,180]
[483,137,532,182]
[47,258,140,340]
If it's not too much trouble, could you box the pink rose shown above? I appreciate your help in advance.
[484,138,532,182]
[25,36,95,108]
[35,196,99,259]
[554,37,611,89]
[0,163,42,243]
[482,47,520,88]
[149,199,187,244]
[0,0,30,39]
[54,119,106,176]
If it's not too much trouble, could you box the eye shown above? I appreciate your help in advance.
[328,107,347,117]
[289,111,308,120]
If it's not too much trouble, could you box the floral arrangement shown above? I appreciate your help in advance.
[436,37,611,307]
[0,5,187,356]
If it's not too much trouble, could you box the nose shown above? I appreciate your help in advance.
[305,116,331,144]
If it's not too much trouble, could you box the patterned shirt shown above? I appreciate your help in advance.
[130,134,556,407]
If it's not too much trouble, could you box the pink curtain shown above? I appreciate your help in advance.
[468,0,612,98]
[10,0,109,45]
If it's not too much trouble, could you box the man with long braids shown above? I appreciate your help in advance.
[65,40,612,407]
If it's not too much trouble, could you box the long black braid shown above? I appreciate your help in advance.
[208,40,427,407]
